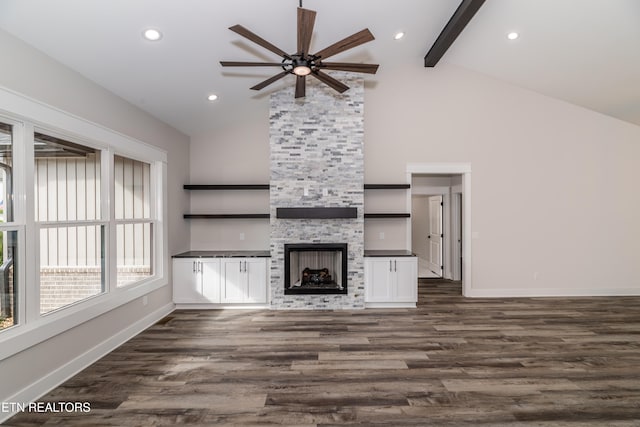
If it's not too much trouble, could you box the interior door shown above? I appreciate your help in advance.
[427,196,443,276]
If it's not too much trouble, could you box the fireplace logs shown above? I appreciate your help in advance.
[301,268,332,286]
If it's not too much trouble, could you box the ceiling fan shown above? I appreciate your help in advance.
[220,5,379,98]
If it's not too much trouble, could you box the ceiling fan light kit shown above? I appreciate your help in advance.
[291,57,312,76]
[220,5,379,98]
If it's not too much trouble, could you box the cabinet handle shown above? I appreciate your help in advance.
[243,261,247,272]
[198,261,202,273]
[389,260,392,272]
[193,261,196,273]
[395,260,397,272]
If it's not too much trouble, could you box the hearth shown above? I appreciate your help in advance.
[284,243,348,295]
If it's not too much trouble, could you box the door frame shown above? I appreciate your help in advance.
[406,163,472,296]
[450,192,463,281]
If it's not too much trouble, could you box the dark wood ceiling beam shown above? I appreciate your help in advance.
[424,0,486,67]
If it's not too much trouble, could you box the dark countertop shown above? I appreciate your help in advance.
[364,250,415,257]
[174,250,413,258]
[173,250,270,258]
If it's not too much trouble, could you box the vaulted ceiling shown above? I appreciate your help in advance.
[0,0,638,136]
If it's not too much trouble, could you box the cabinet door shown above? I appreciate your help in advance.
[221,259,247,303]
[393,257,418,302]
[201,259,221,303]
[364,258,393,302]
[173,259,202,303]
[246,258,267,303]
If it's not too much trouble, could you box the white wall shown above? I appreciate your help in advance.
[189,108,270,250]
[188,60,640,296]
[0,29,190,406]
[365,63,640,295]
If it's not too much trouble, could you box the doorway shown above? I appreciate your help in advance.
[407,163,471,296]
[411,195,443,278]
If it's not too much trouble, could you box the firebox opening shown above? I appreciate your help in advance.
[284,243,348,295]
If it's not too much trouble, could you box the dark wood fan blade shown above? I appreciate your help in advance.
[221,61,284,67]
[317,62,379,74]
[295,75,306,98]
[250,71,290,91]
[313,29,375,60]
[311,70,349,94]
[297,8,316,55]
[229,25,291,59]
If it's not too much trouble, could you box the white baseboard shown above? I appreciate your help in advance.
[0,303,174,424]
[365,302,416,308]
[174,303,269,310]
[465,287,640,298]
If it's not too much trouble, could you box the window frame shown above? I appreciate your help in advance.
[0,87,168,361]
[33,127,109,315]
[0,115,26,332]
[0,226,24,332]
[112,153,158,289]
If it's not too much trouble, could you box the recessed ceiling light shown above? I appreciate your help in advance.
[394,32,405,40]
[207,94,218,102]
[143,28,162,41]
[507,32,519,40]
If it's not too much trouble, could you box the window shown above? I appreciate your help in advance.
[0,87,167,357]
[34,132,106,314]
[0,122,18,331]
[0,123,14,223]
[114,155,153,287]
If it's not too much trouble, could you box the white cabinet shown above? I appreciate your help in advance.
[221,258,267,303]
[173,259,202,303]
[200,260,222,302]
[173,257,267,305]
[364,257,417,306]
[173,258,221,303]
[393,258,418,302]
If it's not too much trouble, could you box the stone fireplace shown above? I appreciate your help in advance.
[269,73,364,309]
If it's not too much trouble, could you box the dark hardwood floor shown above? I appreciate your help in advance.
[6,280,640,426]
